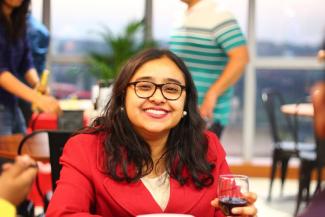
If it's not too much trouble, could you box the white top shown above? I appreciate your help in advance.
[141,172,170,211]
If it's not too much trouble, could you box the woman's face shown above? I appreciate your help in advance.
[125,56,186,139]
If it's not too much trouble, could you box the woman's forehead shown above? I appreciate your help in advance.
[131,57,185,83]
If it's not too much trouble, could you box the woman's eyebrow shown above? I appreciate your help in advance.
[165,78,183,85]
[133,76,184,85]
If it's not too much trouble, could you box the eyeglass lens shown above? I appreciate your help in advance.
[134,81,183,100]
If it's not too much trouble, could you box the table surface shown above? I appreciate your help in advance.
[0,133,49,162]
[281,103,314,117]
[59,99,93,111]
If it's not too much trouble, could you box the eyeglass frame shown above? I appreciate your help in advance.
[127,81,186,101]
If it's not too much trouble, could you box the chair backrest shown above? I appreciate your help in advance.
[261,88,296,144]
[311,82,325,164]
[57,110,84,131]
[17,130,73,190]
[48,130,73,191]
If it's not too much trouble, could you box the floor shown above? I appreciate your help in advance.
[250,177,316,217]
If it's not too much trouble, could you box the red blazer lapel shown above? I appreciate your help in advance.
[165,178,209,213]
[103,177,163,215]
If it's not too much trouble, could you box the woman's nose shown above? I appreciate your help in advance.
[149,87,166,103]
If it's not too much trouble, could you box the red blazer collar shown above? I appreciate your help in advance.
[103,175,209,215]
[96,135,211,215]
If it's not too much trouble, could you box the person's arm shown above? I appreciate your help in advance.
[318,49,325,61]
[200,45,249,118]
[0,71,60,114]
[24,68,40,88]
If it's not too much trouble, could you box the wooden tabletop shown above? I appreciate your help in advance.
[0,132,49,162]
[281,103,314,117]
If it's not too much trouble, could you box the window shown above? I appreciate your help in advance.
[256,0,325,57]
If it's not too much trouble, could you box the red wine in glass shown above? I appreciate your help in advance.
[219,197,248,216]
[218,174,249,216]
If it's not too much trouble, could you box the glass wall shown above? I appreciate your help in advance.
[49,0,145,99]
[253,0,325,157]
[33,0,325,159]
[256,0,325,57]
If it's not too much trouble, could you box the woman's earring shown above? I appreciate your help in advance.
[120,107,124,111]
[183,111,187,117]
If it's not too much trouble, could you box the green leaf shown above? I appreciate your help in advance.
[87,20,157,81]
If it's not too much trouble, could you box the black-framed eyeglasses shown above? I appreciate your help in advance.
[128,81,186,101]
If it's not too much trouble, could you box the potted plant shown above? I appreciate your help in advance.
[87,20,156,109]
[87,19,156,83]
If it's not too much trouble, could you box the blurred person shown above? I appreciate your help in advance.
[317,36,325,62]
[46,48,257,216]
[0,0,61,135]
[26,10,50,76]
[0,155,38,217]
[18,9,51,126]
[169,0,249,138]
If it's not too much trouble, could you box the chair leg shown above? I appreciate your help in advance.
[314,166,322,195]
[280,157,290,196]
[268,150,279,201]
[294,161,312,216]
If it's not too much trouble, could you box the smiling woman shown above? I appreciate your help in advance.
[45,48,257,217]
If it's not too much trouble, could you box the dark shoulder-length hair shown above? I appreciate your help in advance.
[85,48,215,188]
[0,0,30,41]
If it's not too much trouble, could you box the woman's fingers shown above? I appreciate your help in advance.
[211,192,258,216]
[244,192,257,204]
[210,198,219,208]
[232,205,257,216]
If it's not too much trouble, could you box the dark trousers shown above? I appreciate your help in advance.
[209,122,224,138]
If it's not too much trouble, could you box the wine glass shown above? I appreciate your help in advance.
[218,174,249,216]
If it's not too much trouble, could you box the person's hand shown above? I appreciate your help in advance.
[200,90,218,120]
[0,155,38,206]
[318,49,325,62]
[33,94,61,115]
[211,192,257,217]
[34,83,50,95]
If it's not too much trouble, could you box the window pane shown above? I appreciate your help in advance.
[255,69,324,157]
[52,0,145,55]
[256,0,325,57]
[50,63,95,100]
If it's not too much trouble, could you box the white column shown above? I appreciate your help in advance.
[243,0,256,161]
[42,0,52,72]
[144,0,153,41]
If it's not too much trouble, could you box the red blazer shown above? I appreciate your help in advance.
[46,131,230,217]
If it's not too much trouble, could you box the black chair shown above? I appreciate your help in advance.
[17,130,73,212]
[295,83,325,216]
[48,130,73,191]
[261,89,315,201]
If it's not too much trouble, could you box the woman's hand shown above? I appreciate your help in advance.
[211,192,257,216]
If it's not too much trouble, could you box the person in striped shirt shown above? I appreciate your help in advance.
[170,0,249,137]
